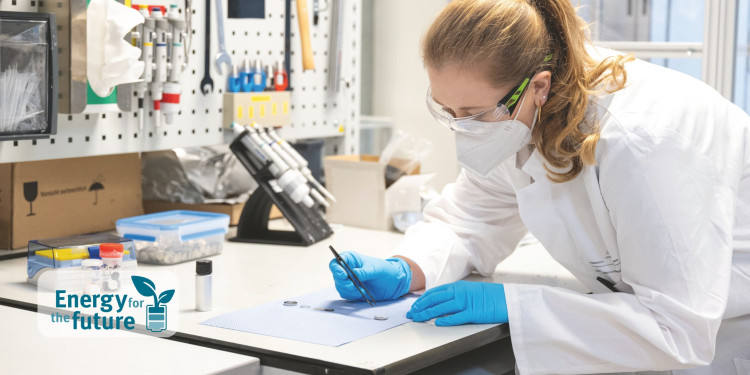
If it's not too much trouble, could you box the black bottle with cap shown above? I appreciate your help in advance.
[195,260,212,311]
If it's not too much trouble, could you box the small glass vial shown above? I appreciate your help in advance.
[99,243,124,292]
[195,260,212,311]
[81,259,103,295]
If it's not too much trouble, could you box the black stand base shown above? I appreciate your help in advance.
[229,130,333,246]
[230,187,326,246]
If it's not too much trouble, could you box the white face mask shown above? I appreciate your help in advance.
[455,92,537,177]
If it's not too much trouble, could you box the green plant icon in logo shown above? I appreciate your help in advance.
[131,275,175,332]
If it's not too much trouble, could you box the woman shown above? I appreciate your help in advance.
[329,0,750,373]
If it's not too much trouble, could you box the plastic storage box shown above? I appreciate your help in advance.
[0,11,58,141]
[116,210,230,265]
[27,234,137,289]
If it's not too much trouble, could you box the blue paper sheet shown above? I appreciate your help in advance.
[200,288,418,347]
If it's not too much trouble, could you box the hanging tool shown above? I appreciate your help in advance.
[251,59,267,92]
[183,0,194,69]
[313,0,320,25]
[240,58,253,92]
[284,0,292,90]
[164,4,187,125]
[228,64,241,93]
[313,0,328,26]
[200,0,213,94]
[296,0,315,71]
[214,0,232,74]
[328,0,344,94]
[167,4,187,83]
[152,7,171,128]
[265,63,274,91]
[162,82,181,124]
[136,5,155,130]
[274,60,288,91]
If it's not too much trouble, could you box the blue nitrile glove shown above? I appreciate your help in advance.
[406,281,508,326]
[329,251,412,302]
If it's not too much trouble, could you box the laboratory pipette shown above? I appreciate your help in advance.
[265,126,337,202]
[152,8,171,128]
[163,4,187,125]
[231,123,316,208]
[136,5,155,131]
[249,124,329,207]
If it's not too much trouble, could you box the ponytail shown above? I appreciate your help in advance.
[423,0,632,182]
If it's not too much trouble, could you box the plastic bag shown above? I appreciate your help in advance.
[142,145,257,204]
[378,130,432,187]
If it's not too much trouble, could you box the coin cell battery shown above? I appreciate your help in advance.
[283,301,298,306]
[374,316,388,320]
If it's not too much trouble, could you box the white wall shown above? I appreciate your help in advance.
[371,0,457,191]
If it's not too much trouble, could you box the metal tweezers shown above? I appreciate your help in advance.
[329,245,376,306]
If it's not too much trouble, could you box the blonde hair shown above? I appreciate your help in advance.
[423,0,632,182]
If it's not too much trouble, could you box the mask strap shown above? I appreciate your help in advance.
[513,89,538,135]
[512,89,528,122]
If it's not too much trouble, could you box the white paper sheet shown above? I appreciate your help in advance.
[200,288,418,347]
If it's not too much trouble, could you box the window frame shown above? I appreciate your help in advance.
[589,0,738,100]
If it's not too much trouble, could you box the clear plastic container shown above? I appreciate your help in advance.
[116,210,230,265]
[0,11,57,140]
[26,234,137,290]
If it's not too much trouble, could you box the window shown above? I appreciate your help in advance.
[577,0,747,112]
[577,0,704,80]
[734,0,750,111]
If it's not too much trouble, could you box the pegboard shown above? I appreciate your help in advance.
[0,0,361,163]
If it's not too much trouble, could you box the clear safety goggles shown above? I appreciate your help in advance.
[425,76,530,134]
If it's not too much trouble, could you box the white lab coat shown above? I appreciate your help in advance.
[394,51,750,374]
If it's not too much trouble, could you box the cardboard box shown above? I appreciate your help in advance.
[324,155,425,231]
[0,153,143,250]
[143,200,282,226]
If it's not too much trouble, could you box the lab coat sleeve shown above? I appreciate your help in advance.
[393,163,528,289]
[506,129,735,374]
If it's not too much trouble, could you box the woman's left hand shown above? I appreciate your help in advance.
[406,281,508,326]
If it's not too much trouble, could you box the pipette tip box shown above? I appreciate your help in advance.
[27,233,137,288]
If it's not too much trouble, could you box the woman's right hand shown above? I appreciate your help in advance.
[329,251,412,302]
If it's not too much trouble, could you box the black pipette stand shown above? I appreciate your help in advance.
[229,130,333,246]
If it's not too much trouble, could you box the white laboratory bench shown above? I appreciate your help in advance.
[0,304,261,374]
[0,224,586,374]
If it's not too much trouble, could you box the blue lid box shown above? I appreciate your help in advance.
[116,210,230,265]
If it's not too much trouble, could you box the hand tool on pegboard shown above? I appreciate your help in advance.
[297,0,315,71]
[200,0,214,94]
[328,0,344,94]
[284,0,293,90]
[214,0,232,74]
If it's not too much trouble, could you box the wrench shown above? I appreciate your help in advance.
[200,0,213,94]
[214,0,232,75]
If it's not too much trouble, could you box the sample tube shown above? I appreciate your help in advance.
[195,259,212,311]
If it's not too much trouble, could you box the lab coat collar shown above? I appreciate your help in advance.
[518,146,553,184]
[516,96,607,185]
[515,144,535,170]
